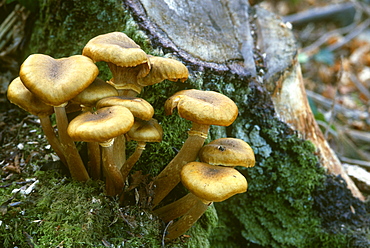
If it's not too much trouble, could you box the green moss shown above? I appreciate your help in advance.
[0,171,163,247]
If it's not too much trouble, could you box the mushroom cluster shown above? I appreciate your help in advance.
[7,31,255,241]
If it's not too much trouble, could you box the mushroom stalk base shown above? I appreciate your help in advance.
[101,142,124,196]
[151,123,209,207]
[113,134,126,170]
[120,142,146,181]
[165,199,211,240]
[154,193,200,223]
[54,106,89,181]
[39,116,67,166]
[88,142,101,180]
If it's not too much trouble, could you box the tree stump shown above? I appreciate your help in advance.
[125,0,364,200]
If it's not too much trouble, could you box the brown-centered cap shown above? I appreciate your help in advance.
[199,138,255,168]
[19,54,99,107]
[136,55,189,87]
[72,77,118,108]
[181,162,247,202]
[126,118,163,143]
[7,77,54,117]
[165,89,238,126]
[67,106,134,143]
[82,32,149,69]
[96,96,154,121]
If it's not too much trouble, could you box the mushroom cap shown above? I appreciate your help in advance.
[7,77,54,117]
[199,138,255,168]
[72,77,118,107]
[137,56,189,87]
[126,118,163,143]
[67,106,134,143]
[19,54,99,106]
[96,96,154,121]
[165,89,238,126]
[82,32,149,68]
[181,162,247,202]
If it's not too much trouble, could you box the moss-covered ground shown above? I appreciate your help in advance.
[1,0,369,247]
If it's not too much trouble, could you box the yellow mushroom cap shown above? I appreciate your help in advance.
[165,89,238,126]
[67,106,134,143]
[137,56,189,87]
[126,118,163,143]
[96,96,154,121]
[72,78,118,107]
[19,54,99,106]
[199,138,255,168]
[7,77,54,117]
[181,162,247,202]
[82,32,148,68]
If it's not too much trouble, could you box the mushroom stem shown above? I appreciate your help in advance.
[54,106,89,181]
[120,141,146,181]
[100,139,124,196]
[153,193,200,223]
[87,142,101,180]
[118,89,139,97]
[165,199,212,240]
[38,116,67,167]
[113,134,126,170]
[151,123,209,207]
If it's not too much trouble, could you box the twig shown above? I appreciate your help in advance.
[300,22,357,55]
[345,128,370,146]
[327,18,370,52]
[340,156,370,170]
[306,90,369,121]
[348,73,370,102]
[301,23,357,55]
[23,231,36,248]
[162,220,173,247]
[324,57,342,139]
[283,2,355,26]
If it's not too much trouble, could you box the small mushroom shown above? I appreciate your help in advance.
[151,89,238,207]
[137,56,189,89]
[72,77,118,111]
[96,96,155,169]
[67,106,134,195]
[7,77,67,166]
[199,138,255,168]
[96,96,154,121]
[71,78,119,179]
[122,118,163,182]
[163,162,247,240]
[82,32,150,96]
[19,54,99,181]
[122,55,189,96]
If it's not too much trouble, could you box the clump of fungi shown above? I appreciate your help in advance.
[7,32,255,241]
